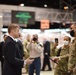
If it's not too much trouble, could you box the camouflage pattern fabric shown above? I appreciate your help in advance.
[68,38,76,75]
[54,46,69,75]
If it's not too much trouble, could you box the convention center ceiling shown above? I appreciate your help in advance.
[0,0,76,10]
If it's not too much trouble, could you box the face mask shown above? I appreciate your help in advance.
[70,30,74,37]
[63,40,69,45]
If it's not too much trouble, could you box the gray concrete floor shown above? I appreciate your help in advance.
[22,68,54,75]
[0,61,54,75]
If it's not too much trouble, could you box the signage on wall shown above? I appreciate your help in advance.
[11,10,35,25]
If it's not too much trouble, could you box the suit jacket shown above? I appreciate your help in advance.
[0,41,4,61]
[17,40,24,58]
[43,41,50,56]
[3,36,24,75]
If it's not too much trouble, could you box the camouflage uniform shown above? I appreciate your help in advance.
[54,46,69,75]
[23,40,30,73]
[68,38,76,75]
[50,42,59,57]
[51,47,59,57]
[50,42,58,69]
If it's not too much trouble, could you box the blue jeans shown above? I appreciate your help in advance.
[29,57,41,75]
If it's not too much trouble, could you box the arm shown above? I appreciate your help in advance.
[4,42,24,68]
[59,54,69,59]
[51,42,58,56]
[34,43,43,53]
[68,43,76,70]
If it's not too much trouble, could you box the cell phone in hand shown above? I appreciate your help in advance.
[55,38,58,43]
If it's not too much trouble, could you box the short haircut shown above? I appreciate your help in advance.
[65,36,71,42]
[33,34,38,38]
[8,23,19,33]
[71,23,76,27]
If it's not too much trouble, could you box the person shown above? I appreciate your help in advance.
[52,36,71,75]
[23,34,31,73]
[16,33,24,59]
[2,23,34,75]
[27,34,43,75]
[0,34,8,73]
[68,24,76,75]
[42,39,52,71]
[23,34,30,58]
[23,34,30,56]
[50,40,58,69]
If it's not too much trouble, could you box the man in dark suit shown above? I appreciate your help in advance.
[42,40,52,71]
[0,34,7,73]
[2,24,34,75]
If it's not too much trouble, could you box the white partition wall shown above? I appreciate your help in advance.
[0,10,3,41]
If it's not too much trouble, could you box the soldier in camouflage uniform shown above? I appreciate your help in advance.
[52,36,71,75]
[68,24,76,75]
[50,41,58,69]
[23,34,30,73]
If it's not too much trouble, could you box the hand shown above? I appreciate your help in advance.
[73,67,76,73]
[30,39,34,43]
[68,69,73,74]
[68,68,73,74]
[25,58,34,65]
[54,42,58,47]
[53,57,59,62]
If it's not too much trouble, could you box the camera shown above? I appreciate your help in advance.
[32,37,37,41]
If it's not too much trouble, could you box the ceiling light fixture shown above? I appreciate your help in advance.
[64,6,69,10]
[20,3,24,6]
[44,4,47,7]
